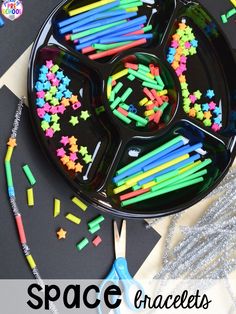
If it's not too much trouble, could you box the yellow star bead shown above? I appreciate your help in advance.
[75,163,83,173]
[66,161,75,170]
[61,155,70,165]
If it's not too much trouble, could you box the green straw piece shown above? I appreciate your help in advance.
[139,64,150,73]
[221,14,228,23]
[116,171,143,187]
[142,25,153,33]
[89,224,101,234]
[121,177,204,207]
[119,103,130,110]
[176,169,207,184]
[110,97,121,110]
[120,87,132,102]
[22,164,36,186]
[127,111,148,125]
[128,68,155,83]
[5,161,13,187]
[116,135,185,175]
[93,41,131,50]
[71,20,125,41]
[76,238,89,251]
[88,215,105,229]
[226,8,236,18]
[113,109,132,124]
[155,75,165,87]
[110,2,143,10]
[113,82,123,95]
[109,91,115,102]
[128,74,135,81]
[142,81,164,90]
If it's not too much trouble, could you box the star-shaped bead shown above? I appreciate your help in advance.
[56,71,64,80]
[56,91,63,100]
[41,121,49,131]
[189,94,197,103]
[52,78,60,87]
[35,81,44,91]
[45,128,54,138]
[193,90,202,100]
[51,114,60,123]
[206,89,215,99]
[37,108,45,118]
[70,153,78,162]
[43,81,51,91]
[75,163,83,173]
[189,108,196,117]
[66,161,75,170]
[50,106,58,114]
[52,123,61,132]
[50,86,58,95]
[194,104,201,112]
[208,101,216,110]
[62,76,71,86]
[45,92,53,102]
[213,107,221,115]
[61,98,70,107]
[64,90,72,98]
[83,154,93,164]
[36,98,45,107]
[38,73,47,83]
[57,228,67,240]
[214,117,222,124]
[69,116,79,126]
[204,111,212,119]
[60,136,69,146]
[80,110,90,121]
[7,138,17,147]
[58,84,67,92]
[44,103,51,112]
[61,155,70,165]
[47,72,55,81]
[196,111,204,120]
[43,113,51,122]
[79,146,88,156]
[51,97,60,106]
[36,90,45,98]
[203,119,212,127]
[190,39,198,47]
[57,105,66,114]
[70,145,79,153]
[40,65,49,74]
[57,147,66,157]
[69,136,77,146]
[46,60,54,69]
[70,95,78,104]
[202,103,210,112]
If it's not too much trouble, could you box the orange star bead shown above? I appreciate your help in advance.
[179,23,186,30]
[172,61,179,70]
[61,98,70,107]
[172,34,180,41]
[204,111,212,119]
[66,161,75,170]
[7,138,17,147]
[69,136,77,146]
[70,145,78,153]
[70,95,78,104]
[189,108,196,117]
[179,75,186,83]
[57,228,67,240]
[75,163,83,173]
[61,155,70,165]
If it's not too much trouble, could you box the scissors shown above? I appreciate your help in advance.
[98,220,144,314]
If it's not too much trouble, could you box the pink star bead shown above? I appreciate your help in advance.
[56,147,66,157]
[179,64,187,72]
[37,108,45,118]
[46,60,54,69]
[185,42,191,49]
[171,40,179,48]
[211,123,221,132]
[57,105,66,114]
[189,95,197,104]
[72,102,81,110]
[47,72,55,80]
[60,136,69,146]
[70,153,78,162]
[209,101,216,110]
[44,103,51,112]
[36,91,45,98]
[180,56,187,63]
[50,106,58,114]
[45,128,54,138]
[175,68,183,76]
[52,78,60,86]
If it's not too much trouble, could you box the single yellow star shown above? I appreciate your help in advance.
[75,163,83,173]
[7,138,17,147]
[66,160,75,170]
[57,228,67,240]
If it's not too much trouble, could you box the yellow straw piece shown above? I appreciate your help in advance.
[179,160,201,174]
[142,181,156,189]
[159,89,168,96]
[69,0,115,16]
[126,7,138,12]
[144,110,154,117]
[66,213,81,224]
[112,69,128,81]
[230,0,236,6]
[54,198,61,218]
[145,100,153,106]
[139,97,149,106]
[72,196,87,211]
[146,73,155,80]
[26,254,36,269]
[5,146,14,162]
[27,188,34,207]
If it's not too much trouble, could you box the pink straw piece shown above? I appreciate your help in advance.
[89,38,147,60]
[82,46,96,54]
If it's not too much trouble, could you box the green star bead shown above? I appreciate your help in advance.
[51,97,60,106]
[181,82,188,90]
[194,90,202,100]
[183,98,191,106]
[80,110,90,121]
[83,154,93,164]
[41,121,49,131]
[188,34,195,41]
[203,118,212,127]
[182,49,189,56]
[189,47,197,55]
[194,104,202,112]
[51,123,61,132]
[51,65,59,73]
[177,29,184,36]
[51,114,60,123]
[45,92,53,101]
[185,26,193,35]
[182,89,190,98]
[183,105,190,113]
[69,116,79,126]
[50,86,58,95]
[79,146,88,156]
[197,111,204,120]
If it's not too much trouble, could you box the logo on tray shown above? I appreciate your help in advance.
[1,0,23,21]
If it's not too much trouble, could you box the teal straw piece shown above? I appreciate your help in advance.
[121,177,204,207]
[22,164,36,185]
[128,74,135,81]
[113,109,132,124]
[88,224,101,234]
[120,103,130,110]
[110,97,121,110]
[142,81,164,90]
[109,91,115,102]
[5,161,13,188]
[116,135,185,175]
[138,64,150,73]
[128,68,155,83]
[155,75,165,87]
[120,87,132,102]
[226,8,236,18]
[88,215,105,229]
[113,82,123,95]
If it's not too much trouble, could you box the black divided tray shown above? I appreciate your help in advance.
[28,0,236,218]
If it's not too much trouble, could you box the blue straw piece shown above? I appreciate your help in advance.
[104,24,143,38]
[59,9,127,34]
[137,154,201,187]
[113,139,185,184]
[57,1,120,28]
[72,12,137,34]
[99,33,153,43]
[79,15,147,43]
[143,143,203,172]
[0,16,4,27]
[75,40,99,51]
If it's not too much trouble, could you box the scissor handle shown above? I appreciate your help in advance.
[114,257,145,312]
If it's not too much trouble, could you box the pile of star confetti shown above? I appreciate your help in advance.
[167,20,222,132]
